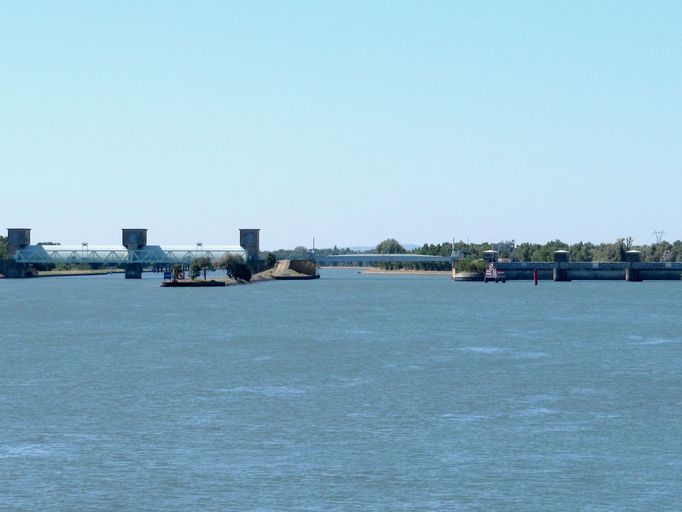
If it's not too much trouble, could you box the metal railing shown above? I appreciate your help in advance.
[13,247,245,266]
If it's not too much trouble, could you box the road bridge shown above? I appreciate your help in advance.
[314,253,453,265]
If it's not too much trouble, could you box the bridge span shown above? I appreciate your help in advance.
[2,227,260,279]
[13,244,244,267]
[314,253,454,266]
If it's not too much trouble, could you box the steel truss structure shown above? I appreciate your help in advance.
[13,245,245,266]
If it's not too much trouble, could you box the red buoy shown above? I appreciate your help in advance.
[533,268,538,286]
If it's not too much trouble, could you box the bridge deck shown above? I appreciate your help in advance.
[315,253,453,264]
[13,244,245,266]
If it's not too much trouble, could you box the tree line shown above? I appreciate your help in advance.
[184,254,255,281]
[285,237,682,271]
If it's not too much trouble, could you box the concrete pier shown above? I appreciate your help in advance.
[0,259,28,278]
[121,228,148,279]
[239,229,260,271]
[625,250,642,282]
[124,263,143,279]
[552,250,570,282]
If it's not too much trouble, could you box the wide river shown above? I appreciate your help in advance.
[1,269,681,510]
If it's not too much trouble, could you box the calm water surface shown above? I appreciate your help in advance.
[1,269,681,510]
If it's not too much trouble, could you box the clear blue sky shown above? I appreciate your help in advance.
[1,1,680,249]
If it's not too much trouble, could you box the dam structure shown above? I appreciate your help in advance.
[312,250,681,281]
[1,228,260,279]
[453,250,682,282]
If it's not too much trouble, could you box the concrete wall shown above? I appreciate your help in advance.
[639,270,682,280]
[0,259,29,278]
[124,263,143,279]
[288,260,317,276]
[273,259,317,277]
[500,269,553,280]
[487,262,682,281]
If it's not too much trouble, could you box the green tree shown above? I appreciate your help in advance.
[643,241,673,262]
[569,242,594,262]
[0,235,7,259]
[216,254,239,275]
[189,256,213,280]
[292,246,308,258]
[536,240,569,261]
[513,243,540,262]
[263,251,277,269]
[456,259,485,272]
[373,239,406,270]
[412,241,453,270]
[231,261,252,281]
[375,238,406,254]
[216,254,252,281]
[671,241,682,262]
[605,239,628,262]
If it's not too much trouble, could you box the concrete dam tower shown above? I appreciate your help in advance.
[122,228,148,279]
[7,228,31,257]
[239,228,260,270]
[0,228,32,277]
